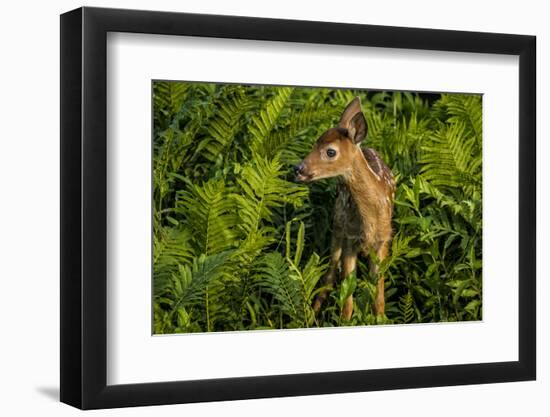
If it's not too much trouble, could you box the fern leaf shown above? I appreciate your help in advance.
[193,86,253,162]
[170,251,233,310]
[153,227,195,296]
[176,178,238,255]
[435,94,482,141]
[398,291,415,324]
[255,103,337,161]
[256,252,302,321]
[420,121,481,193]
[153,81,189,126]
[248,87,294,155]
[235,156,308,239]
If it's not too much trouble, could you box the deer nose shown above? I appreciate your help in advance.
[294,163,305,175]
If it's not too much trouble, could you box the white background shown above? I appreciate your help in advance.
[0,0,546,416]
[108,34,518,384]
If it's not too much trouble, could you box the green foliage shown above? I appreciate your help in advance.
[152,83,483,333]
[398,291,415,324]
[176,178,238,255]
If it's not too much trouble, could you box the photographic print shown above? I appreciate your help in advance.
[60,9,535,407]
[152,81,482,334]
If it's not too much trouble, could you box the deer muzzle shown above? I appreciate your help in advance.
[294,162,313,182]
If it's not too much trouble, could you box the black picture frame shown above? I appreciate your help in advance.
[60,6,536,410]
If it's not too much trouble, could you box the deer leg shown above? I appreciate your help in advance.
[313,236,342,314]
[341,240,358,321]
[371,242,389,316]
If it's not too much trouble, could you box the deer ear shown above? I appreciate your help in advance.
[339,97,367,144]
[349,112,367,144]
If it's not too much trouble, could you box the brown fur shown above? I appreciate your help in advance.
[297,97,395,319]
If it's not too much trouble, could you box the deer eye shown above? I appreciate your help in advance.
[326,148,337,158]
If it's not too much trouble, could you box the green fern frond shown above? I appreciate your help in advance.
[298,253,326,302]
[256,252,302,322]
[153,81,189,127]
[417,176,481,228]
[193,87,254,162]
[176,178,238,255]
[398,291,415,324]
[256,104,337,162]
[420,121,481,193]
[248,87,294,155]
[235,156,308,238]
[285,220,327,324]
[153,84,220,214]
[153,227,195,296]
[435,94,482,141]
[170,251,233,311]
[255,221,326,327]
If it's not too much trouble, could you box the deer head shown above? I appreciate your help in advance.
[294,97,368,182]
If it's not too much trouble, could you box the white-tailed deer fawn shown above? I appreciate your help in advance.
[295,97,395,319]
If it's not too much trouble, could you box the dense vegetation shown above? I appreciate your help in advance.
[152,82,482,333]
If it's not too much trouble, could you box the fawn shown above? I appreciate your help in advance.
[294,97,395,320]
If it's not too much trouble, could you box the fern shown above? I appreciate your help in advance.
[249,87,294,156]
[254,221,326,327]
[153,81,189,129]
[235,156,307,241]
[435,94,482,141]
[255,102,337,162]
[176,178,238,255]
[398,291,415,324]
[255,252,299,324]
[169,251,232,311]
[420,121,481,193]
[153,84,219,217]
[193,86,253,163]
[285,220,327,326]
[153,226,194,296]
